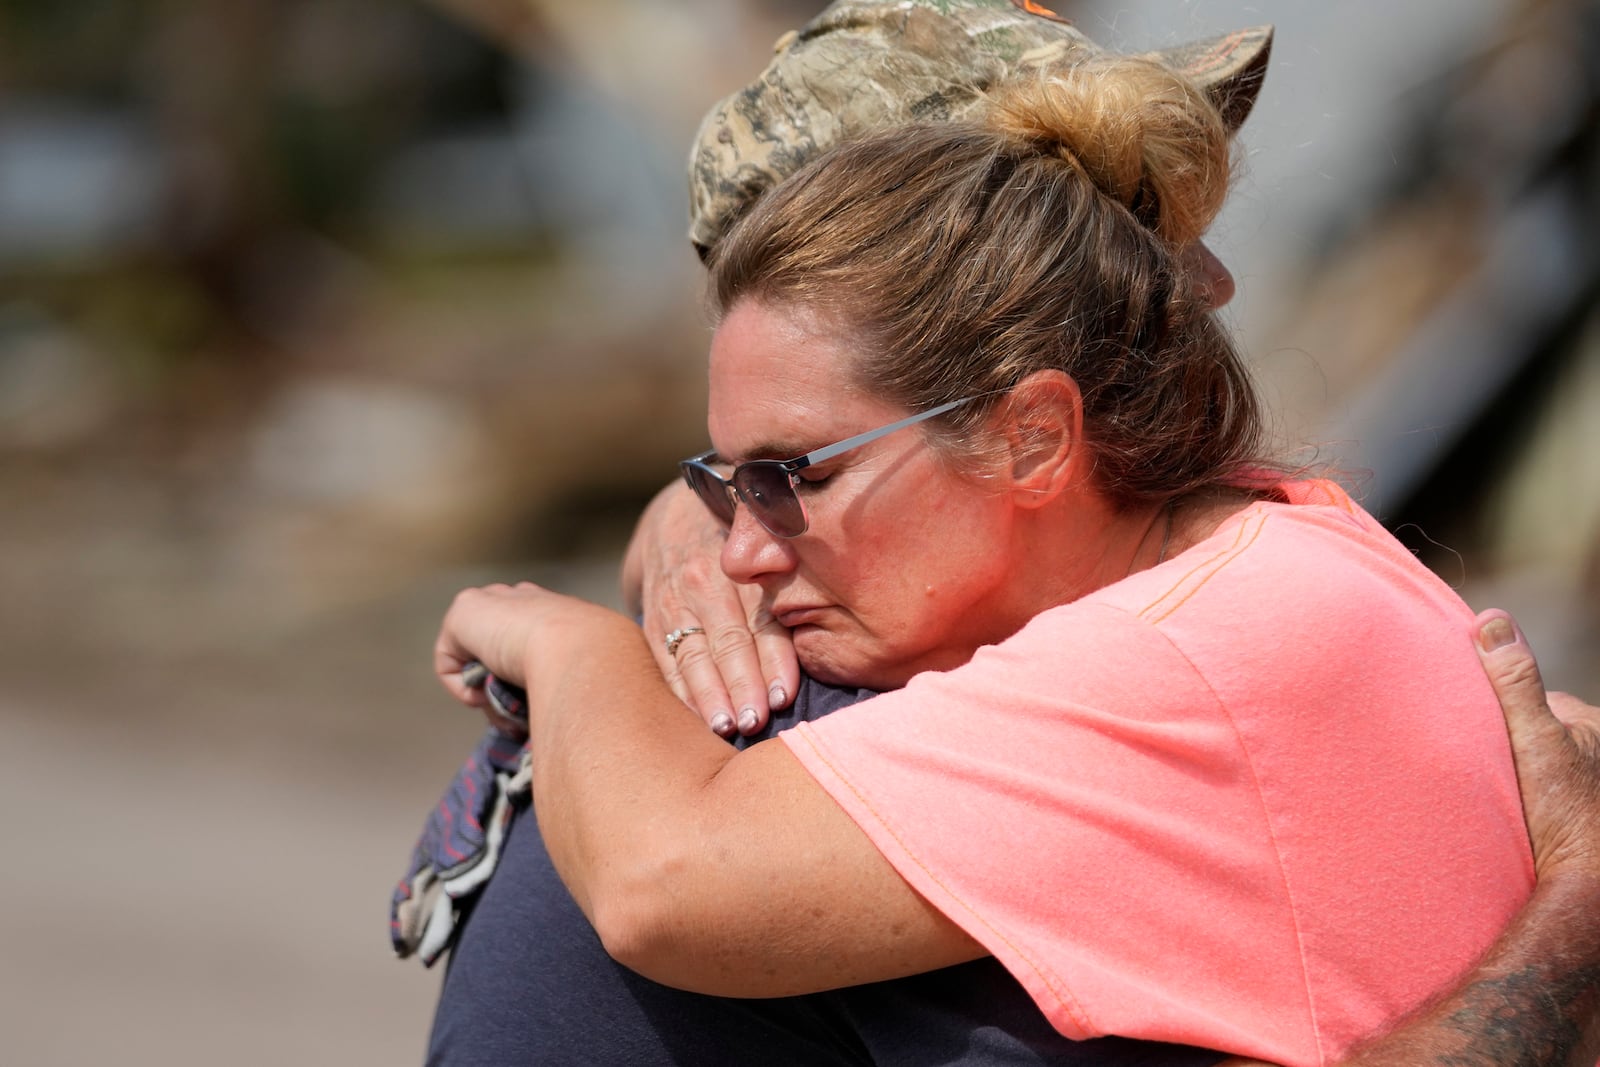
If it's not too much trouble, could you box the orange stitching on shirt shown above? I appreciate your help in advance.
[1145,516,1268,625]
[788,728,1097,1036]
[1133,510,1264,624]
[1137,481,1351,626]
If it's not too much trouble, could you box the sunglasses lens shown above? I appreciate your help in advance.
[681,462,736,526]
[735,463,807,538]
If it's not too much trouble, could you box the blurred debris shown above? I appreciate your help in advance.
[0,4,1597,1065]
[1253,0,1599,690]
[0,102,166,266]
[0,0,1591,676]
[0,303,121,449]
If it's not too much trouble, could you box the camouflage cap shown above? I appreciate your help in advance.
[688,0,1272,254]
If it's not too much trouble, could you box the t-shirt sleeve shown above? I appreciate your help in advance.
[780,602,1314,1061]
[779,492,1532,1066]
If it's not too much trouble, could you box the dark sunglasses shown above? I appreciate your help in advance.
[679,396,976,538]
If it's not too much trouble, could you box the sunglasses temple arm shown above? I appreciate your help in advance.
[801,396,974,467]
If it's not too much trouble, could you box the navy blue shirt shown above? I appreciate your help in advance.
[425,678,1224,1066]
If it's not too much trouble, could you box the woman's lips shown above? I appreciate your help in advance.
[774,605,827,628]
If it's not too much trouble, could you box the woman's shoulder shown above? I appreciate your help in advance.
[1084,478,1439,623]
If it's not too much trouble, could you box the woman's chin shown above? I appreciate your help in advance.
[795,630,900,691]
[793,628,856,683]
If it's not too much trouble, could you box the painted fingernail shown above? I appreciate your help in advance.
[738,707,760,734]
[768,684,787,709]
[1479,617,1516,653]
[710,712,735,737]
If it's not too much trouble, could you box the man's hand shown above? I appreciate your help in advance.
[621,480,800,737]
[1477,610,1600,884]
[1219,610,1600,1067]
[1230,610,1600,1067]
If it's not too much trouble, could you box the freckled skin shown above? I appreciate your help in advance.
[707,300,1030,692]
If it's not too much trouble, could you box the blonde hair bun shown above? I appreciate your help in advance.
[987,56,1230,247]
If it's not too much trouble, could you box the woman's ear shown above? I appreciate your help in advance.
[998,369,1083,509]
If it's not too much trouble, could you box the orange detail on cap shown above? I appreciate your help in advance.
[1008,0,1071,24]
[1180,29,1249,77]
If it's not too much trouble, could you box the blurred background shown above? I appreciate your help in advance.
[0,0,1595,1062]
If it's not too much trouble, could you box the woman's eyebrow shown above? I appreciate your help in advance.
[727,437,821,464]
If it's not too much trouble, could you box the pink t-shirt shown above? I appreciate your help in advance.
[782,480,1533,1066]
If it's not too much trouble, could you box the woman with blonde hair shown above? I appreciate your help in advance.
[431,49,1550,1066]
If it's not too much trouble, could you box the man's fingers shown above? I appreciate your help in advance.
[1474,608,1600,881]
[1547,692,1600,807]
[1549,691,1600,735]
[1474,610,1557,753]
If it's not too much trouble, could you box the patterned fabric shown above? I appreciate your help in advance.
[687,0,1272,253]
[391,668,531,965]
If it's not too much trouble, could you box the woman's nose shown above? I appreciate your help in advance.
[720,502,797,584]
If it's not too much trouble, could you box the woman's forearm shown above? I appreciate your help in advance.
[514,599,980,995]
[519,608,731,926]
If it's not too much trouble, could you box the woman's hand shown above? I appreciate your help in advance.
[621,480,800,737]
[433,581,603,714]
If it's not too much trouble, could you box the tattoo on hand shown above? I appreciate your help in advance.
[1440,963,1600,1066]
